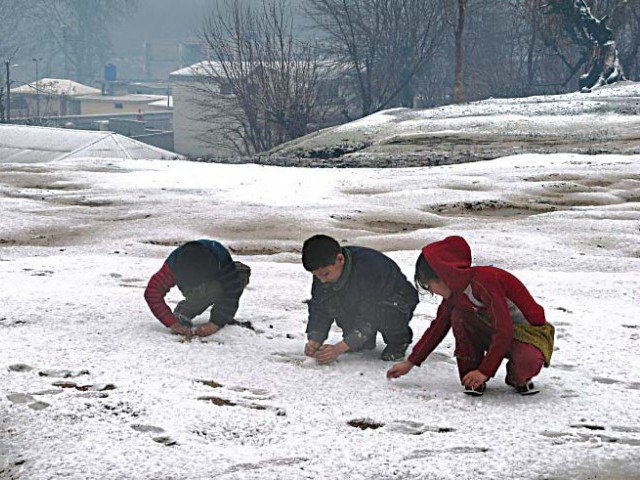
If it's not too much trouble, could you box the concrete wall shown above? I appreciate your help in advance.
[172,80,239,159]
[80,99,156,115]
[133,131,174,151]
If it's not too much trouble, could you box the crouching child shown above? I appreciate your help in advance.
[144,240,250,337]
[387,236,554,396]
[302,235,418,364]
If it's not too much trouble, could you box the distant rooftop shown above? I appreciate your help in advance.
[79,94,167,103]
[12,79,101,97]
[0,124,182,163]
[148,96,173,108]
[169,60,347,79]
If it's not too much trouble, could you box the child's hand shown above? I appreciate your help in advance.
[462,370,488,389]
[315,342,349,364]
[194,322,220,337]
[304,340,321,357]
[170,323,192,337]
[386,361,414,379]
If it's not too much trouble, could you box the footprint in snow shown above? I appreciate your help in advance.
[592,377,623,385]
[38,369,90,378]
[8,364,34,372]
[386,420,455,435]
[197,395,285,415]
[152,436,178,446]
[6,393,51,410]
[404,446,489,459]
[131,424,165,434]
[553,363,578,371]
[271,352,310,367]
[222,457,308,475]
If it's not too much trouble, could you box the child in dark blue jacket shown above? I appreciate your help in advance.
[144,240,250,337]
[302,235,418,363]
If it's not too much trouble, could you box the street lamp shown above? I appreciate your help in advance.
[32,57,43,118]
[4,61,19,122]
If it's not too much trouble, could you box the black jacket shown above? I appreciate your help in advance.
[306,246,418,349]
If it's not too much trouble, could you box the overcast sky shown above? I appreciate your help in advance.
[111,0,307,56]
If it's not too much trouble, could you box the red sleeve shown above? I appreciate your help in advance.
[144,263,177,327]
[473,280,513,377]
[407,301,453,366]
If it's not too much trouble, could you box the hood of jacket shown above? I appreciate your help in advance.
[421,236,472,293]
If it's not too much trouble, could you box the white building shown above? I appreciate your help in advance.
[169,62,237,159]
[169,60,350,159]
[11,79,101,117]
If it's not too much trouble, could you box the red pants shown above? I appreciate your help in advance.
[451,308,545,386]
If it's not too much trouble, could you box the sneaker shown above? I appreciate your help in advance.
[381,343,409,361]
[515,381,540,396]
[464,384,486,397]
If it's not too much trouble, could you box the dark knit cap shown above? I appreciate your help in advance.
[302,235,341,271]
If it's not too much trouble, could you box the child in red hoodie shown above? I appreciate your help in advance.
[387,236,554,396]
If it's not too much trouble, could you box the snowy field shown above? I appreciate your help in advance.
[268,82,640,167]
[1,149,639,480]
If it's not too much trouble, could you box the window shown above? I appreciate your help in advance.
[114,103,123,109]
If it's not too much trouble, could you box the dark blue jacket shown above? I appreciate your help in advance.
[306,246,418,349]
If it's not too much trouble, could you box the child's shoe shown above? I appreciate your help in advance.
[515,381,540,396]
[464,383,486,396]
[174,312,194,328]
[381,343,409,361]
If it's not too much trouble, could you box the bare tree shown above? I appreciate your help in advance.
[453,0,468,103]
[306,0,446,117]
[195,0,323,155]
[543,0,625,91]
[30,0,137,84]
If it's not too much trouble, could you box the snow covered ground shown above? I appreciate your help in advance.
[1,92,640,479]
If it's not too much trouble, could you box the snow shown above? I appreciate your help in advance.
[11,79,101,97]
[1,107,640,478]
[271,82,640,162]
[0,125,182,163]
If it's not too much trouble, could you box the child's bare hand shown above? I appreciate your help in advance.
[194,322,220,337]
[170,323,192,336]
[462,370,488,389]
[386,361,414,379]
[304,340,321,357]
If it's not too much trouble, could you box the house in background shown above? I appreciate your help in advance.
[169,61,350,159]
[77,93,169,115]
[169,62,232,159]
[11,79,101,118]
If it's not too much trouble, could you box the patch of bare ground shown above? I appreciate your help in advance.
[441,182,492,192]
[0,225,89,247]
[0,188,116,208]
[340,187,393,195]
[227,244,301,256]
[331,213,446,233]
[0,172,89,191]
[423,200,557,218]
[347,419,385,430]
[141,239,190,247]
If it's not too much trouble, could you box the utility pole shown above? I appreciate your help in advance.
[5,61,10,122]
[32,58,42,118]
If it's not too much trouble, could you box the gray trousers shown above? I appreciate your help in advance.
[173,261,250,325]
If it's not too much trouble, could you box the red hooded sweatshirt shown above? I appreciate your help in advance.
[407,236,546,378]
